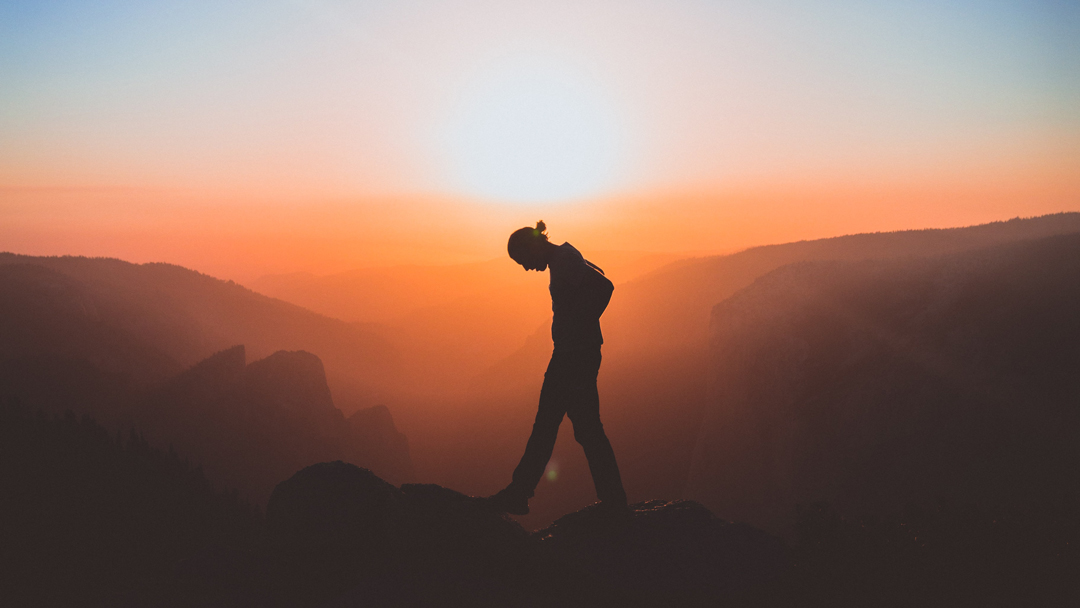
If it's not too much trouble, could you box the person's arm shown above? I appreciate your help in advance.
[582,264,614,318]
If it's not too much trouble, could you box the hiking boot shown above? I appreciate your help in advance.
[487,485,530,515]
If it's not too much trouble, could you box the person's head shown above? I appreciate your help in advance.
[508,220,551,271]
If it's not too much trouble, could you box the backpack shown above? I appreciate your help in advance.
[582,260,614,319]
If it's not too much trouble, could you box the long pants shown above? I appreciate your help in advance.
[511,348,627,505]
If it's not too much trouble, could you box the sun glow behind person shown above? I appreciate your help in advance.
[439,56,627,204]
[2,1,1076,276]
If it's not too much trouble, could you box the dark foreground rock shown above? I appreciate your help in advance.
[163,462,786,607]
[536,499,787,606]
[267,461,399,559]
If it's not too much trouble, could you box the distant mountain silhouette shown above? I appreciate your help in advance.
[134,346,414,503]
[605,212,1080,356]
[0,263,182,381]
[0,252,397,409]
[0,251,543,525]
[687,233,1080,530]
[0,263,183,429]
[0,254,416,505]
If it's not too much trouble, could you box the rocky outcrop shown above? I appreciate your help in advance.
[134,348,414,504]
[346,405,414,482]
[267,461,400,559]
[179,462,787,607]
[246,350,336,415]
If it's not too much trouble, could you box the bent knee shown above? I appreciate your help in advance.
[573,423,607,445]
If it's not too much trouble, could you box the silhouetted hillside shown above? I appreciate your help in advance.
[0,402,259,607]
[0,253,397,409]
[0,262,181,378]
[0,263,178,428]
[689,233,1080,531]
[607,211,1080,355]
[0,254,416,512]
[134,346,414,503]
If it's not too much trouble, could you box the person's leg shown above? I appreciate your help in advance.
[508,352,570,497]
[564,349,627,506]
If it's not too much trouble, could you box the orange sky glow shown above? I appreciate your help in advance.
[2,1,1078,281]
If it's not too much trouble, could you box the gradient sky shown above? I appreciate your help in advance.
[2,0,1078,279]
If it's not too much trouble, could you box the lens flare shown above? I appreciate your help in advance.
[545,462,559,482]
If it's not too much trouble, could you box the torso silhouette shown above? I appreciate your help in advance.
[548,242,614,353]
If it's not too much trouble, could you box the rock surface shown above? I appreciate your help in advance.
[536,499,787,604]
[267,461,400,558]
[188,462,788,607]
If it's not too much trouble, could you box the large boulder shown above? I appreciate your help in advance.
[325,484,537,607]
[266,461,400,559]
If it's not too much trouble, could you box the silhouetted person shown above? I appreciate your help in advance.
[488,221,628,515]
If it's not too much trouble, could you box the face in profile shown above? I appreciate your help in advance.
[512,248,548,272]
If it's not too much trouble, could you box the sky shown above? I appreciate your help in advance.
[2,0,1078,280]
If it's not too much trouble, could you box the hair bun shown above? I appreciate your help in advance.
[535,220,547,234]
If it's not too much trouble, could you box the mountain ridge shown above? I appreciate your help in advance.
[0,251,399,409]
[688,232,1080,530]
[135,346,415,503]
